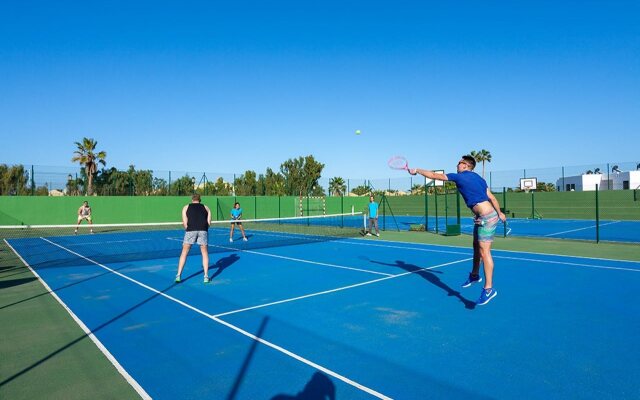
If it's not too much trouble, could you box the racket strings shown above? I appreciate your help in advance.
[388,156,408,170]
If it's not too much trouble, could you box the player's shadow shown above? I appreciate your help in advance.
[209,254,240,280]
[270,371,336,400]
[371,259,476,310]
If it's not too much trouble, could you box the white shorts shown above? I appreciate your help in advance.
[184,231,208,246]
[78,215,92,222]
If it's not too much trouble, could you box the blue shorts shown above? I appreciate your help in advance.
[473,210,499,242]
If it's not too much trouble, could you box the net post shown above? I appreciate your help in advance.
[595,183,600,243]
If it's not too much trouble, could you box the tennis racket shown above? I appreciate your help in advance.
[388,155,410,171]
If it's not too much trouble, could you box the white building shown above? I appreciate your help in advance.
[557,174,606,192]
[557,171,640,191]
[611,171,640,190]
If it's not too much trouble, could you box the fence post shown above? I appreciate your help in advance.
[341,195,344,228]
[444,189,449,225]
[607,163,610,190]
[31,165,35,195]
[595,184,600,243]
[168,171,171,195]
[434,189,439,234]
[502,187,507,214]
[562,167,565,191]
[424,186,429,232]
[456,190,461,225]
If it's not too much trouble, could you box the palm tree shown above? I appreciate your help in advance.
[328,177,347,196]
[470,149,492,178]
[71,137,107,195]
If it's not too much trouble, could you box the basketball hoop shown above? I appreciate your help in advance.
[520,177,537,193]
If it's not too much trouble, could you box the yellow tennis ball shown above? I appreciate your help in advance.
[355,130,361,135]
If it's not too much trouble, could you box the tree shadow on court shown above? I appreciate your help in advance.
[270,371,336,400]
[0,267,214,388]
[370,259,476,310]
[0,276,38,290]
[0,261,137,312]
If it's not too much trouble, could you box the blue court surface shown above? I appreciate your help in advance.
[6,227,640,399]
[383,215,640,243]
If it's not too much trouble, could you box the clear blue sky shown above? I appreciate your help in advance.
[1,1,638,180]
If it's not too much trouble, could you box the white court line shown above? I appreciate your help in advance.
[166,237,393,277]
[3,239,151,400]
[331,238,640,272]
[544,220,622,237]
[215,257,473,317]
[39,237,392,400]
[67,238,154,246]
[491,255,640,273]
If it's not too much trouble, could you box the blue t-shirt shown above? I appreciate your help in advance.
[368,202,379,218]
[446,171,489,209]
[231,208,242,219]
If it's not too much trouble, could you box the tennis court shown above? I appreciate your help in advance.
[3,216,639,399]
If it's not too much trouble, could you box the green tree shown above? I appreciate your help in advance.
[152,178,168,195]
[350,184,372,196]
[469,149,492,178]
[410,183,426,195]
[537,182,556,192]
[0,164,29,195]
[328,177,347,196]
[169,175,196,196]
[265,168,285,196]
[71,137,107,195]
[234,170,258,195]
[256,174,266,196]
[34,185,49,196]
[212,177,232,196]
[128,166,153,196]
[280,155,325,196]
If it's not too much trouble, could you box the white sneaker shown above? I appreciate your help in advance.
[242,237,248,242]
[375,233,379,237]
[229,238,233,243]
[366,233,372,236]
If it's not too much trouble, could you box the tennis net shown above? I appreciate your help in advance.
[1,212,366,269]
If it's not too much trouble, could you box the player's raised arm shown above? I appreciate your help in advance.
[409,168,449,181]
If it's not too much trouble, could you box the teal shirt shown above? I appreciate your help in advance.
[231,208,242,219]
[368,202,379,218]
